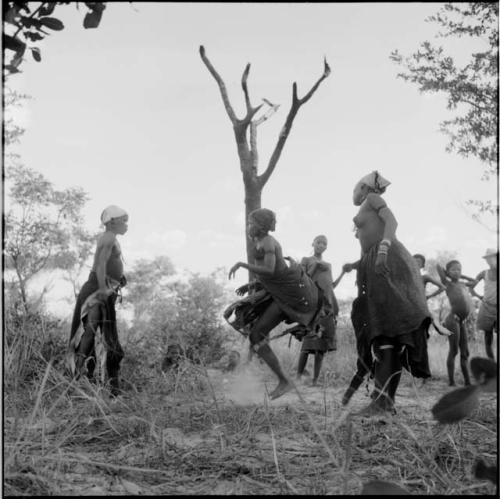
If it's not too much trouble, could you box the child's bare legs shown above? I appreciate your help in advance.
[458,322,471,386]
[313,352,324,385]
[250,301,292,399]
[482,329,495,360]
[446,315,459,386]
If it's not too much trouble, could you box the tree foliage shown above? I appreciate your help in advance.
[4,87,96,312]
[3,1,106,75]
[4,86,31,146]
[62,226,98,300]
[4,164,92,312]
[125,259,231,364]
[390,3,498,185]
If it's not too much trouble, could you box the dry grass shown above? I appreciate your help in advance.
[3,322,497,495]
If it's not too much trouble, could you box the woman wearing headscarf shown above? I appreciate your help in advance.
[67,205,129,396]
[228,208,322,399]
[342,171,431,415]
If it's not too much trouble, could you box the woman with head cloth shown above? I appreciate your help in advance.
[228,208,322,400]
[342,171,431,415]
[67,205,129,396]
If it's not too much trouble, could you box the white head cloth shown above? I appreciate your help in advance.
[101,205,128,225]
[359,170,391,191]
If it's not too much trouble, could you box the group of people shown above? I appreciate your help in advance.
[67,171,497,417]
[413,249,497,387]
[225,170,497,414]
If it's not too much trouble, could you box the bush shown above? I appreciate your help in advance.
[125,268,232,369]
[4,304,67,391]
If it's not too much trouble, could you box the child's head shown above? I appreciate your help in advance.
[413,254,425,269]
[312,235,328,255]
[445,260,462,280]
[101,205,129,235]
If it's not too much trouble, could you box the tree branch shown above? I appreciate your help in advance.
[259,58,331,187]
[254,99,281,127]
[241,63,252,113]
[296,57,331,105]
[250,99,280,173]
[240,63,264,123]
[12,2,45,38]
[199,45,238,124]
[249,100,281,173]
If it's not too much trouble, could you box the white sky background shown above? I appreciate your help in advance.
[5,2,498,316]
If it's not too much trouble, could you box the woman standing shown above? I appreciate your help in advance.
[342,171,431,415]
[228,208,321,400]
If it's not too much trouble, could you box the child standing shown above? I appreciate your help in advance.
[297,235,343,386]
[468,248,498,360]
[413,253,453,338]
[436,260,474,386]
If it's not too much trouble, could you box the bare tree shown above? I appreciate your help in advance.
[199,46,331,270]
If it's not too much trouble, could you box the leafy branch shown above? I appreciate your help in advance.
[3,2,107,75]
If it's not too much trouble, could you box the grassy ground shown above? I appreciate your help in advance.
[3,324,497,495]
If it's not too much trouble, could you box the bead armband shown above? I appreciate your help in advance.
[378,239,391,255]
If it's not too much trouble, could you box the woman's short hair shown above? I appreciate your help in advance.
[249,208,276,232]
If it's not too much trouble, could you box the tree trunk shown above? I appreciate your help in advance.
[15,271,29,314]
[244,182,262,281]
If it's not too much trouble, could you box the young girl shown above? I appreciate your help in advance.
[297,235,343,385]
[228,208,322,400]
[436,260,474,386]
[413,253,453,339]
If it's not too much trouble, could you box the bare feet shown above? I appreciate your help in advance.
[269,380,293,400]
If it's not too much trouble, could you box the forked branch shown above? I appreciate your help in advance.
[259,57,331,188]
[241,63,264,123]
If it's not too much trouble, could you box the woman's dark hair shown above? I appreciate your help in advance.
[249,208,276,233]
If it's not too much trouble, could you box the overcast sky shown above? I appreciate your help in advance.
[6,2,497,315]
